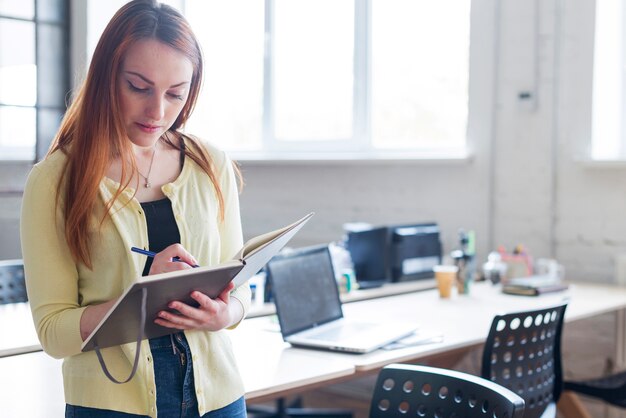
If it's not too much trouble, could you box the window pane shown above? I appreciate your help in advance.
[38,24,67,107]
[273,0,354,141]
[0,0,34,19]
[591,0,623,159]
[371,0,469,150]
[0,106,36,159]
[0,19,36,106]
[37,108,63,160]
[184,0,264,151]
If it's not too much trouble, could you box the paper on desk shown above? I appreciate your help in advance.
[382,331,444,350]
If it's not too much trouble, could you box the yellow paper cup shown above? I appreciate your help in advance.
[433,265,458,298]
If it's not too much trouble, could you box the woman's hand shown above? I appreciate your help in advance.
[154,282,243,331]
[148,243,199,275]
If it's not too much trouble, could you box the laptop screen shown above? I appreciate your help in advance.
[266,245,343,337]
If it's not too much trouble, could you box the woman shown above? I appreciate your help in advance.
[20,1,250,417]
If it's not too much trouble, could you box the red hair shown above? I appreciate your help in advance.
[49,0,232,268]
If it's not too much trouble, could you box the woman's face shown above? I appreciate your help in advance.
[118,38,193,148]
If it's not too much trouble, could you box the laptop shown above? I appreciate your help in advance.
[266,245,418,353]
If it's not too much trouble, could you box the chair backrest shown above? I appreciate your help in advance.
[0,259,27,304]
[481,303,567,418]
[370,363,525,418]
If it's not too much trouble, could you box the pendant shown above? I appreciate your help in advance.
[145,182,151,188]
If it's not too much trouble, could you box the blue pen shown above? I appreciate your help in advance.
[131,246,200,268]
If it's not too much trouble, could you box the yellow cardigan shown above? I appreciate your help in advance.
[20,138,251,417]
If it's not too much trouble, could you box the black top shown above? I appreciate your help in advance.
[141,198,181,276]
[140,139,186,276]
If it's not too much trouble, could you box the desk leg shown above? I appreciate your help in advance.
[608,308,626,418]
[617,308,625,370]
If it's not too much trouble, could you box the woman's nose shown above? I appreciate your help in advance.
[146,95,165,121]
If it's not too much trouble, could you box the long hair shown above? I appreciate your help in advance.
[49,0,229,268]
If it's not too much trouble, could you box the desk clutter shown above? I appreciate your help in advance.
[251,220,444,306]
[248,220,570,307]
[439,231,566,298]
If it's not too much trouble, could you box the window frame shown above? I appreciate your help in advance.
[590,0,626,161]
[217,0,489,161]
[0,0,70,163]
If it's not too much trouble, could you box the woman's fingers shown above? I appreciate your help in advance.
[148,243,198,275]
[159,243,199,267]
[155,283,236,331]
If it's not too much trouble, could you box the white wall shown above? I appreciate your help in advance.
[0,0,621,282]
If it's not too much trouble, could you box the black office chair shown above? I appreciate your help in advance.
[369,363,525,417]
[0,259,27,304]
[481,303,567,418]
[563,370,626,409]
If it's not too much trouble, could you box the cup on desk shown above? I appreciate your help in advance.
[433,265,458,298]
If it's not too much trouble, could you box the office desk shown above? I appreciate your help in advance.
[0,328,355,417]
[333,281,626,373]
[230,320,355,402]
[234,281,626,377]
[0,279,435,358]
[1,281,624,417]
[0,302,40,357]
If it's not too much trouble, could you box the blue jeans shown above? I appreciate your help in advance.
[66,333,246,418]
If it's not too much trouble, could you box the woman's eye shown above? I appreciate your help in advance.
[127,82,148,93]
[168,92,185,101]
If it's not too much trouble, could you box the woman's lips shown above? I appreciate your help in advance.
[136,123,161,133]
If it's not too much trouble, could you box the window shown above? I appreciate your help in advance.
[371,1,469,152]
[183,0,472,159]
[0,0,69,161]
[591,0,625,160]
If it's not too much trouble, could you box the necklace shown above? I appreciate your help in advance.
[137,142,158,188]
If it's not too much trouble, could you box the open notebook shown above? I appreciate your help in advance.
[266,245,417,353]
[81,213,314,383]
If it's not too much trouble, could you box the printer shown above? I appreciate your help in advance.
[389,222,442,282]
